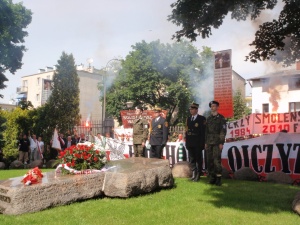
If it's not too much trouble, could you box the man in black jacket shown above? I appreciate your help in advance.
[19,134,30,164]
[185,103,206,182]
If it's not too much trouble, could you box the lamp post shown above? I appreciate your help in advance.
[126,101,134,109]
[102,58,122,134]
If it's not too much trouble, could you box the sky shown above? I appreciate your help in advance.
[1,0,291,104]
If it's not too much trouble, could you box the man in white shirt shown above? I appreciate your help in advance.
[28,131,38,162]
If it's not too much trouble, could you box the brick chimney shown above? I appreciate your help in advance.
[296,61,300,70]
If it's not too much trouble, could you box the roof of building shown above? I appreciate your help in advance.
[248,69,300,81]
[21,68,104,78]
[232,69,245,81]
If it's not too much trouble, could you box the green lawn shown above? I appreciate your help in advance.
[0,169,299,225]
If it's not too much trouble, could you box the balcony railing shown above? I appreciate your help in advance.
[16,86,28,93]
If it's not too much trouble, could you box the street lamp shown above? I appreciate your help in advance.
[126,101,134,109]
[102,58,122,134]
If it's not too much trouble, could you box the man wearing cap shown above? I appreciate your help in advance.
[185,103,206,182]
[205,100,227,186]
[133,106,149,157]
[150,107,168,159]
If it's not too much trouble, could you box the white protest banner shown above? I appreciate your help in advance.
[222,132,300,181]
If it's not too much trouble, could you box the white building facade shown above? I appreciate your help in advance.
[248,64,300,113]
[16,66,104,122]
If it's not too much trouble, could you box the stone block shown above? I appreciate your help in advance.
[266,171,293,185]
[9,160,23,169]
[172,161,192,178]
[103,158,174,197]
[233,167,258,181]
[46,159,59,168]
[0,162,5,170]
[292,192,300,215]
[0,157,173,215]
[0,171,105,215]
[30,160,43,169]
[222,166,232,179]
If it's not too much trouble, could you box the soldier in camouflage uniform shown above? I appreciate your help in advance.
[205,101,227,186]
[133,106,149,157]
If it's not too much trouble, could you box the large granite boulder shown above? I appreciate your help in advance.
[102,158,174,197]
[0,157,173,215]
[30,160,43,169]
[0,162,5,169]
[9,160,23,169]
[222,166,232,179]
[233,167,258,181]
[46,159,59,168]
[172,161,192,178]
[292,192,300,215]
[266,171,293,185]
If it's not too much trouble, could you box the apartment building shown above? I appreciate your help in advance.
[248,63,300,113]
[16,66,104,121]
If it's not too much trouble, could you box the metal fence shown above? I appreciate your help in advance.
[74,122,185,139]
[74,118,114,137]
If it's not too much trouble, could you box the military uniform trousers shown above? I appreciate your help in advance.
[206,144,222,177]
[150,145,164,159]
[186,146,204,173]
[133,144,145,157]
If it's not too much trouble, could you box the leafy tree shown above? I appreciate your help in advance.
[0,110,6,149]
[105,40,204,125]
[29,104,51,143]
[168,0,300,66]
[230,89,251,121]
[2,107,32,159]
[0,0,32,97]
[18,99,33,110]
[45,52,80,135]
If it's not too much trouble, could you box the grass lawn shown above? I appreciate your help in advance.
[0,169,299,225]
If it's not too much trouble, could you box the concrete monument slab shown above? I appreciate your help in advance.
[0,158,173,215]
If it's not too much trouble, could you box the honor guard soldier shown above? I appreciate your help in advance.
[185,103,206,182]
[132,106,149,157]
[150,107,168,158]
[205,100,227,186]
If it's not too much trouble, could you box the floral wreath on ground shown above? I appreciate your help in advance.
[56,144,108,174]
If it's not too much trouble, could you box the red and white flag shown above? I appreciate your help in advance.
[51,128,61,150]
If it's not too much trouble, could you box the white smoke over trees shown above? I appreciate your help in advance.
[105,40,214,125]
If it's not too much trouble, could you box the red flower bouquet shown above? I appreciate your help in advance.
[22,167,43,185]
[57,144,107,174]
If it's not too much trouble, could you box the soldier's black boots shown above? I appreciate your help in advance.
[193,172,200,182]
[208,177,216,184]
[215,177,222,186]
[190,171,196,181]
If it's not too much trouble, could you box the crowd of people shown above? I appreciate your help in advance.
[16,130,111,165]
[17,132,44,165]
[132,100,226,186]
[11,100,225,186]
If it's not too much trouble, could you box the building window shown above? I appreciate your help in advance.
[36,94,40,102]
[262,104,269,113]
[288,76,300,90]
[289,102,300,112]
[261,79,269,92]
[37,77,40,86]
[23,80,28,87]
